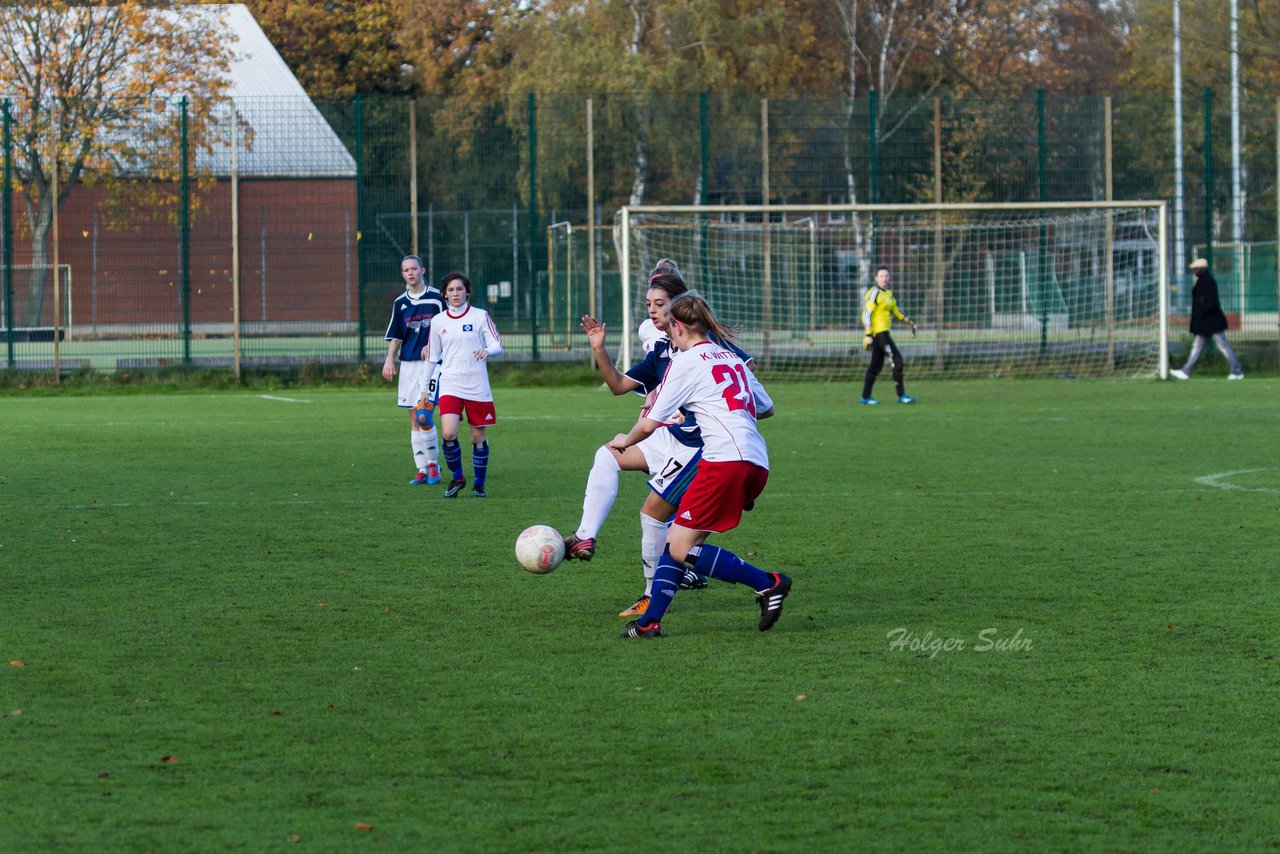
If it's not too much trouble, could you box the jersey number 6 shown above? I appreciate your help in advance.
[711,364,757,417]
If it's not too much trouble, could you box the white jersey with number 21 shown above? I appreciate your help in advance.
[646,340,771,469]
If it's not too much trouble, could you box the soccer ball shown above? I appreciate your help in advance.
[516,525,565,574]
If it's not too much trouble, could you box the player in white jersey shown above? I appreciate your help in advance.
[422,272,503,498]
[607,293,791,639]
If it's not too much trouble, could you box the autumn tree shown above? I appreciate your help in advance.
[245,0,413,98]
[399,0,520,98]
[0,2,234,326]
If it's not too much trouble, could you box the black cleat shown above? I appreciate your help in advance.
[443,478,466,498]
[472,484,487,498]
[679,568,709,590]
[756,573,792,632]
[564,534,596,562]
[620,619,662,639]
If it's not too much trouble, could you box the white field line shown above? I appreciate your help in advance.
[1193,468,1279,494]
[258,394,310,403]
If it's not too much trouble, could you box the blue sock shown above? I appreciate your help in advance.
[638,552,683,626]
[472,441,489,487]
[691,544,773,592]
[443,439,463,480]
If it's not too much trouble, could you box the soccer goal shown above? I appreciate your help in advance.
[615,202,1169,378]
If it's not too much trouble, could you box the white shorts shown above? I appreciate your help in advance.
[638,428,703,505]
[397,360,433,408]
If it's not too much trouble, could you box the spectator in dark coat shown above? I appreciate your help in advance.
[1170,258,1243,380]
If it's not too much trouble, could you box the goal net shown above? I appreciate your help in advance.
[615,203,1169,379]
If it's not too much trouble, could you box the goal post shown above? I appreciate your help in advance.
[616,202,1169,378]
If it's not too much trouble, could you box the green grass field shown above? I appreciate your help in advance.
[3,379,1278,850]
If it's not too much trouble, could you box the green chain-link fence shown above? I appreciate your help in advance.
[2,89,1277,376]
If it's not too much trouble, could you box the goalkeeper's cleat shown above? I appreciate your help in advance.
[898,395,916,404]
[443,478,466,498]
[859,397,880,406]
[564,534,596,562]
[426,462,441,484]
[620,619,662,639]
[756,572,792,632]
[1228,372,1244,380]
[679,568,709,590]
[408,469,432,486]
[1170,369,1190,380]
[472,483,487,498]
[618,595,651,618]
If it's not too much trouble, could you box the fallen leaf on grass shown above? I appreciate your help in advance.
[9,660,23,667]
[288,834,302,843]
[355,822,374,832]
[795,694,807,701]
[161,755,178,764]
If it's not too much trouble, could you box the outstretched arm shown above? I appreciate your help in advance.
[582,315,641,395]
[607,417,663,453]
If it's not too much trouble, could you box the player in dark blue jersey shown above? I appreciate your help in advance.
[563,262,771,618]
[382,255,446,485]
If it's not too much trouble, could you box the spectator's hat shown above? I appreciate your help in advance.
[1190,257,1209,271]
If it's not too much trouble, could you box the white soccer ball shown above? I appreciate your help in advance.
[516,525,565,574]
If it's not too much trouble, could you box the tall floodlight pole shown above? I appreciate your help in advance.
[1173,0,1187,306]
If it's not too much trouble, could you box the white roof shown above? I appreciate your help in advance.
[0,4,355,179]
[200,4,355,178]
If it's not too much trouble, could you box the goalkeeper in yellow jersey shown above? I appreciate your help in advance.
[860,265,916,405]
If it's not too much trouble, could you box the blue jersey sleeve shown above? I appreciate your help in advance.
[624,345,667,392]
[385,295,407,342]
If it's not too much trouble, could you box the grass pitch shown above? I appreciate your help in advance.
[2,378,1278,850]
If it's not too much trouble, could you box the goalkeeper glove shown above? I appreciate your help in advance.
[862,333,873,350]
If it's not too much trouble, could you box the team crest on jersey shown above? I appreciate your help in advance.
[462,324,474,332]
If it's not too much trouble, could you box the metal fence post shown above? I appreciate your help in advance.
[1038,89,1049,357]
[699,91,710,289]
[3,99,12,369]
[528,92,539,361]
[1204,88,1214,271]
[180,96,191,365]
[354,94,366,362]
[869,88,879,262]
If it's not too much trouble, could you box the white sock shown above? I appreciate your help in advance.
[576,445,620,539]
[411,431,429,472]
[640,512,667,596]
[422,427,439,468]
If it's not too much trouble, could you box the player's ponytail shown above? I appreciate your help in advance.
[669,291,738,346]
[648,258,681,283]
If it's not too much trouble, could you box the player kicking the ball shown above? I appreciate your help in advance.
[565,261,768,618]
[607,292,791,639]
